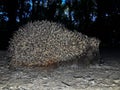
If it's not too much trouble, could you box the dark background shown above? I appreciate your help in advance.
[0,0,120,50]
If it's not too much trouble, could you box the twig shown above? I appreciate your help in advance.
[61,81,71,86]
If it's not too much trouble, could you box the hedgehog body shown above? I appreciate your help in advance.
[7,20,100,68]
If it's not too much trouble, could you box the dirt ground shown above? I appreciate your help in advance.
[0,49,120,90]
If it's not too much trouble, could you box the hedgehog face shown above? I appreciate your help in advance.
[90,38,100,48]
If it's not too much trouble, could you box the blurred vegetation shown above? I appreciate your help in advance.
[0,0,120,49]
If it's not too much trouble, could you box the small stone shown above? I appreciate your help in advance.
[113,80,120,84]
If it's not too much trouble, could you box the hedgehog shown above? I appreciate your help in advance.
[7,20,101,68]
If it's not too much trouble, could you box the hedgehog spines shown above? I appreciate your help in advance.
[7,20,101,68]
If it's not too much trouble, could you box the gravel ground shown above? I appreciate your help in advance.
[0,50,120,90]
